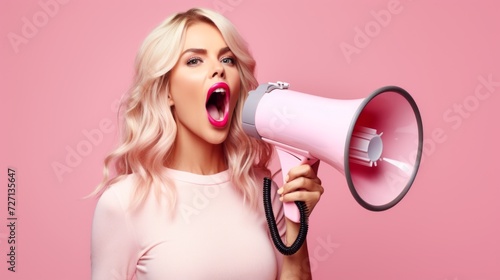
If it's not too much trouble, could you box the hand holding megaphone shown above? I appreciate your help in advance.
[242,81,423,254]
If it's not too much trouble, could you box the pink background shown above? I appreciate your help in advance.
[1,0,499,279]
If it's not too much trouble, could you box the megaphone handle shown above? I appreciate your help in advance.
[275,147,319,223]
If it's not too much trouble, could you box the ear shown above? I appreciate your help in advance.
[168,94,174,106]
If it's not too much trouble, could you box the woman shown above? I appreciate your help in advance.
[91,7,324,280]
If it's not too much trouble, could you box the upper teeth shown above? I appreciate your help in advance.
[214,88,226,94]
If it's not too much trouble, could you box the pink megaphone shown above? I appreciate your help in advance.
[242,82,423,223]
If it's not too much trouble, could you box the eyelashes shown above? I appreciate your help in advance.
[187,57,202,65]
[221,57,235,65]
[186,56,236,66]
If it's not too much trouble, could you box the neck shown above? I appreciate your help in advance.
[165,127,227,175]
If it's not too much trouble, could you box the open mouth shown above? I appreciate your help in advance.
[206,82,230,127]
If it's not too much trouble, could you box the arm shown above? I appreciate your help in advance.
[91,188,138,280]
[278,165,324,279]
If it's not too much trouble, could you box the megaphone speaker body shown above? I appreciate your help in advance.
[242,82,423,222]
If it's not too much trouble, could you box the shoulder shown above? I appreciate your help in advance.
[94,174,138,215]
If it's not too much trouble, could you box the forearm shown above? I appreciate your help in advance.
[280,219,312,280]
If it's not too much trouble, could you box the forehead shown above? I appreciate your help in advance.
[182,22,228,50]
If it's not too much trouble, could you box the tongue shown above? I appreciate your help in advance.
[207,104,223,121]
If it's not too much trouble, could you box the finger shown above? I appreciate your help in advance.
[279,177,323,195]
[280,189,322,204]
[286,164,321,185]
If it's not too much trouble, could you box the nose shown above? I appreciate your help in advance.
[211,61,225,79]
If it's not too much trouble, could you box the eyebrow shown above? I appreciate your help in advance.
[181,47,232,57]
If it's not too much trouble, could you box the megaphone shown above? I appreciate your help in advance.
[242,81,423,254]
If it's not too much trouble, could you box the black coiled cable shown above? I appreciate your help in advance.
[263,177,309,255]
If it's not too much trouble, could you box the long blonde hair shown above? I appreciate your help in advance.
[90,8,273,209]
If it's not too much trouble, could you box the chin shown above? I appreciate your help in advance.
[204,125,231,145]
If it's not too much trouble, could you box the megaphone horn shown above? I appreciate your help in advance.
[242,81,423,221]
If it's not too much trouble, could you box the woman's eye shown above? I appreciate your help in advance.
[221,57,235,65]
[187,57,202,65]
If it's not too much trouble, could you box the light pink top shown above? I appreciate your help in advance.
[91,168,286,280]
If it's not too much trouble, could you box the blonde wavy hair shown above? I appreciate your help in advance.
[90,8,273,209]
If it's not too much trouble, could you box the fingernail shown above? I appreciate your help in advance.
[277,188,283,194]
[285,175,289,183]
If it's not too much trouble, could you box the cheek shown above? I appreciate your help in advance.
[228,92,241,122]
[170,66,205,94]
[230,73,241,108]
[230,84,241,111]
[170,74,204,108]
